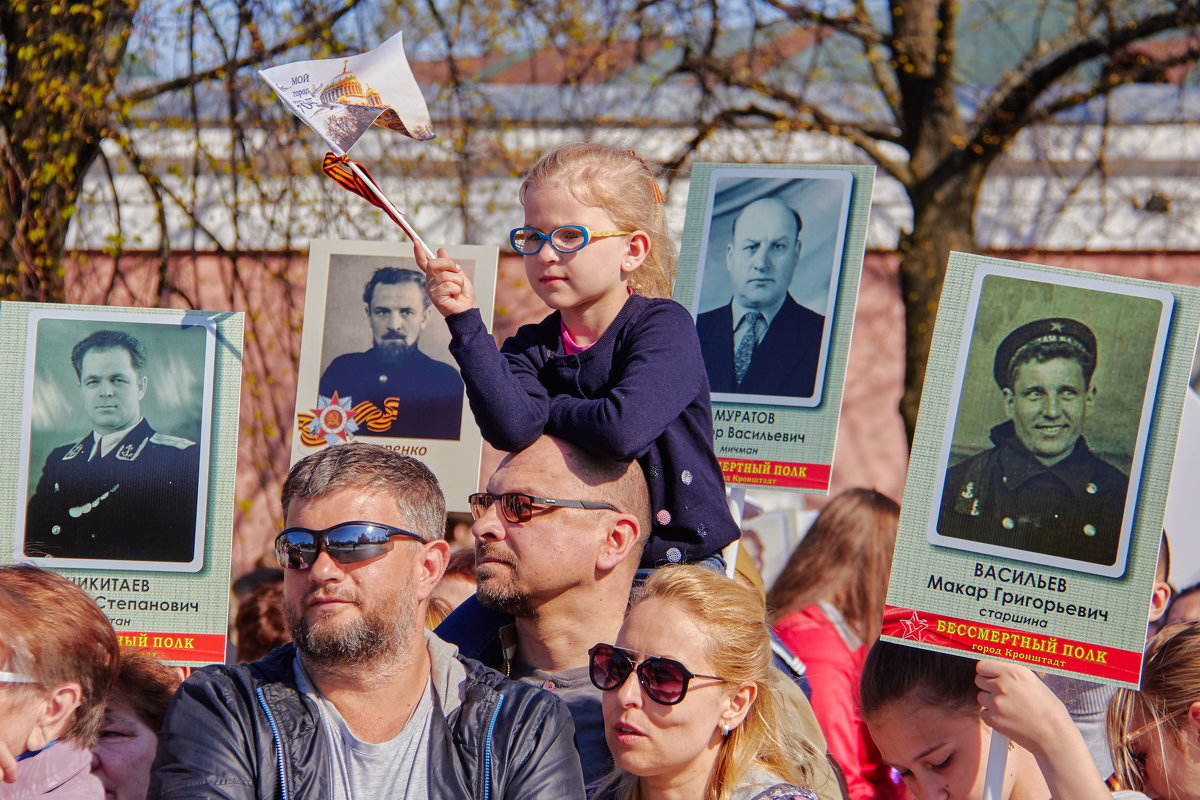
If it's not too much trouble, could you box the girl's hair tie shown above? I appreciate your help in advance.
[626,150,667,203]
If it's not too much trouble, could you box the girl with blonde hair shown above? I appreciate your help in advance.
[418,142,740,569]
[591,565,824,800]
[1108,621,1200,799]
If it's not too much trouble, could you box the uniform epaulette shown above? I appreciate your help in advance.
[150,433,196,449]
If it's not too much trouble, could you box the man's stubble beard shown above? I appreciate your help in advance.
[284,572,419,672]
[474,544,534,617]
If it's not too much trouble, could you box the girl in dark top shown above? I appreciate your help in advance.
[417,142,739,568]
[860,641,1143,800]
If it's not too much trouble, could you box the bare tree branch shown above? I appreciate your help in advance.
[852,0,903,122]
[972,4,1200,143]
[123,0,362,104]
[760,0,886,46]
[1021,43,1200,128]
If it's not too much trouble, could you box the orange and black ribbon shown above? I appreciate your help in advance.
[321,152,408,230]
[626,150,667,203]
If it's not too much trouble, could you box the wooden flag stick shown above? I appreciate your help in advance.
[345,160,435,260]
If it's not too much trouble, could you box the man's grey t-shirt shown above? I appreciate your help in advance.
[295,659,434,800]
[513,661,611,786]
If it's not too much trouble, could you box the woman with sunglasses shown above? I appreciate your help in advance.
[861,639,1141,800]
[1108,621,1200,799]
[590,565,824,800]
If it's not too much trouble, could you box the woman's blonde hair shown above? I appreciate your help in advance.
[598,565,823,800]
[519,142,676,298]
[766,488,900,645]
[1109,621,1200,790]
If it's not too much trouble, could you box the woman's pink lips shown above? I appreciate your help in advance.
[613,719,646,740]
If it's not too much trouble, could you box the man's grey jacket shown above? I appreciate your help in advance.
[149,632,586,799]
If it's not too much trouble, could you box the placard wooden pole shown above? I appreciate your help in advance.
[724,487,745,578]
[982,732,1008,800]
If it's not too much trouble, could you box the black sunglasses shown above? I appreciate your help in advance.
[274,521,426,570]
[588,642,725,706]
[468,492,619,523]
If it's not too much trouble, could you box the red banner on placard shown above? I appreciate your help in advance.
[718,458,831,491]
[115,632,226,665]
[881,605,1142,685]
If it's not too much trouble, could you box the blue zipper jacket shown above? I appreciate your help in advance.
[149,633,585,799]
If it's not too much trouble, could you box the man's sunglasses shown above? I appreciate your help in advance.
[468,492,619,523]
[509,225,631,255]
[274,521,426,570]
[588,642,725,706]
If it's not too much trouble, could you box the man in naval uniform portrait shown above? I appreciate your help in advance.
[24,330,201,563]
[938,318,1128,566]
[319,267,464,439]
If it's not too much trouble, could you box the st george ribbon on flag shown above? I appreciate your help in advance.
[258,31,435,257]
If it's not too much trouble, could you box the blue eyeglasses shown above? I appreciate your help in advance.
[510,225,631,255]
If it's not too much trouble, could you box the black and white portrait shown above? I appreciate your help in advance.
[315,252,466,441]
[929,266,1172,578]
[18,312,216,572]
[690,168,852,408]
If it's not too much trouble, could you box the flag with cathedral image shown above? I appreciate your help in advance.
[258,31,434,154]
[260,31,437,257]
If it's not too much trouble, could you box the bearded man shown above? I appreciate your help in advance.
[150,442,584,799]
[319,267,464,439]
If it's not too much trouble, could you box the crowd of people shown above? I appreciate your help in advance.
[2,141,1198,800]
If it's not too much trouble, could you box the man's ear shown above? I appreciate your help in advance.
[1002,386,1015,419]
[137,375,148,400]
[597,514,641,572]
[415,539,451,602]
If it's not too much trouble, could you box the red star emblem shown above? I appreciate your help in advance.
[306,391,359,445]
[899,612,930,642]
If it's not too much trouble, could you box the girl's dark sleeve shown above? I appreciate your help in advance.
[545,301,708,461]
[446,308,550,452]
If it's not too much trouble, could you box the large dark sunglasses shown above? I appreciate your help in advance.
[274,521,426,570]
[509,225,631,255]
[588,643,725,706]
[468,492,619,523]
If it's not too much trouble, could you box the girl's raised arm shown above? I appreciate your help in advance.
[415,245,477,317]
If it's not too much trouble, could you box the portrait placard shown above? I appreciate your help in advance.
[0,303,242,666]
[882,253,1200,687]
[674,163,875,492]
[292,239,498,510]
